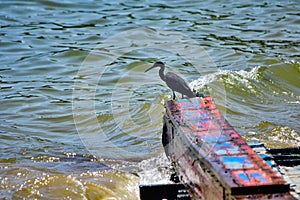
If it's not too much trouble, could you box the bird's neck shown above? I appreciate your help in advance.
[159,67,166,81]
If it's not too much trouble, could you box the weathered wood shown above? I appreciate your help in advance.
[162,97,296,200]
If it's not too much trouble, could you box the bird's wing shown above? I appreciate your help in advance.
[165,72,193,94]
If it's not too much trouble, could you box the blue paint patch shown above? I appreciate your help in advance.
[234,170,270,185]
[212,142,242,155]
[220,155,254,169]
[201,134,227,143]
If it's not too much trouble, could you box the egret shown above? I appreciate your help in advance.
[145,61,195,99]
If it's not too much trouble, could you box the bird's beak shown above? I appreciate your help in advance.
[144,64,156,72]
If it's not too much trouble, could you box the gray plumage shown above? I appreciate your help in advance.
[145,61,195,99]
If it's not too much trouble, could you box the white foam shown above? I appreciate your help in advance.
[189,67,261,93]
[138,153,173,185]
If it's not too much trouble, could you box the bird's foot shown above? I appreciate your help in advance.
[172,91,176,100]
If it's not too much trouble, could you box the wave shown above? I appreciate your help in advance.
[190,60,300,147]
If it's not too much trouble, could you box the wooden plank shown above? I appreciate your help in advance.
[163,97,296,199]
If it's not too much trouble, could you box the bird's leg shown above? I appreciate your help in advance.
[172,91,176,100]
[182,94,184,99]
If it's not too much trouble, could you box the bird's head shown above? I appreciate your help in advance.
[145,61,165,72]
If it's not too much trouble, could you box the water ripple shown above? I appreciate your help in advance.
[0,0,299,199]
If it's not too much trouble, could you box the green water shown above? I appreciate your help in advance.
[1,0,299,199]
